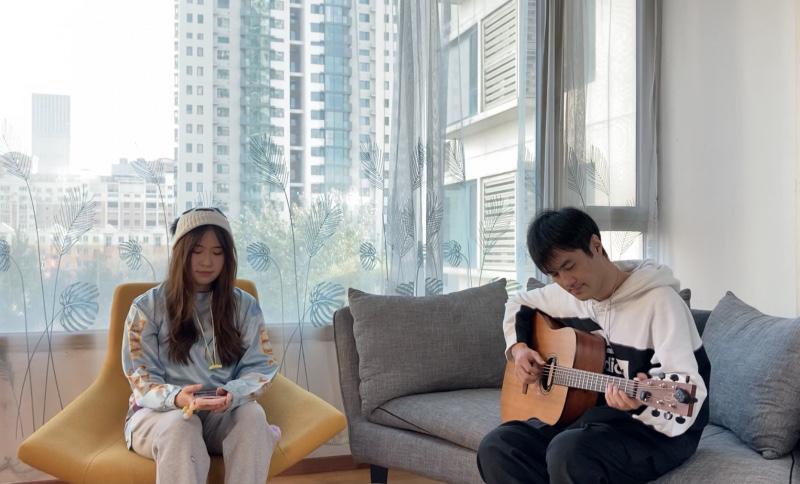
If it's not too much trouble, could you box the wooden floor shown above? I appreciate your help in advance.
[271,469,443,483]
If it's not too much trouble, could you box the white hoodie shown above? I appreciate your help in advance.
[502,260,709,438]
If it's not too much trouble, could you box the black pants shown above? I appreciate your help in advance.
[477,406,698,484]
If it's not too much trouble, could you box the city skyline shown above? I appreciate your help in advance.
[0,1,174,174]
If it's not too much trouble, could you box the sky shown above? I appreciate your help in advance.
[0,0,174,174]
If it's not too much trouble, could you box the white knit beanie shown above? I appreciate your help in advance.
[171,208,233,248]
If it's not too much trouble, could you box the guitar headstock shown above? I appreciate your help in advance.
[636,373,697,422]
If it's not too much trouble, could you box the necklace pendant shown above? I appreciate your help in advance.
[208,363,223,370]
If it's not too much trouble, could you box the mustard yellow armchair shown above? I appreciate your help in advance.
[18,281,346,483]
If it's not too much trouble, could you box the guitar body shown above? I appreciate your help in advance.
[500,311,607,426]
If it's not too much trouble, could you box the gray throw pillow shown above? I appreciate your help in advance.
[678,288,691,308]
[703,291,800,458]
[526,277,545,291]
[348,279,508,416]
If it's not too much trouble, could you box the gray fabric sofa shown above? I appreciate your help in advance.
[334,294,800,483]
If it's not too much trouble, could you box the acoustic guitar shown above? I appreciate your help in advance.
[500,310,697,426]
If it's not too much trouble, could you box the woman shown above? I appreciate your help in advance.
[121,207,280,484]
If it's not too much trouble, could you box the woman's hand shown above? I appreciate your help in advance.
[605,373,647,411]
[176,384,230,414]
[208,388,233,413]
[175,383,203,409]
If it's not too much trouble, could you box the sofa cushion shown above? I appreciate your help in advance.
[653,425,797,483]
[368,388,501,451]
[702,292,800,458]
[348,280,508,416]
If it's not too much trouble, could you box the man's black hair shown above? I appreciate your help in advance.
[527,207,605,273]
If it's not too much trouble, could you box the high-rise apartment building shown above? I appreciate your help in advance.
[174,0,396,218]
[31,93,71,173]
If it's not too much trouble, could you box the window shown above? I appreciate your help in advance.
[217,50,229,60]
[359,31,370,41]
[186,13,193,23]
[186,143,192,153]
[186,104,193,114]
[196,143,203,153]
[359,62,370,72]
[196,105,204,115]
[216,144,229,155]
[197,47,203,57]
[216,125,229,136]
[186,85,193,95]
[447,27,478,124]
[217,0,229,7]
[216,88,229,98]
[360,99,370,108]
[197,124,204,134]
[186,124,193,133]
[186,182,193,191]
[197,163,203,172]
[197,66,204,76]
[186,65,193,75]
[186,46,193,56]
[197,14,204,24]
[216,163,229,174]
[197,86,203,95]
[359,80,370,90]
[359,13,370,22]
[217,107,229,117]
[482,1,517,110]
[185,162,193,172]
[217,17,229,28]
[217,69,229,80]
[197,182,204,192]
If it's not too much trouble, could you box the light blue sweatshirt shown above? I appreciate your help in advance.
[121,283,279,448]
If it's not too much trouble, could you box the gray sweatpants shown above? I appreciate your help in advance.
[129,401,278,484]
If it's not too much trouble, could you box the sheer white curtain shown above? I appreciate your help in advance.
[536,0,661,261]
[385,0,448,295]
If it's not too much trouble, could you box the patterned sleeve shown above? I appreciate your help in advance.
[221,298,279,410]
[120,301,182,411]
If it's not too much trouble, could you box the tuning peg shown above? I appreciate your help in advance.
[685,375,690,383]
[639,391,652,402]
[670,374,679,382]
[674,388,692,404]
[657,372,666,380]
[663,412,673,421]
[676,416,686,424]
[651,409,660,417]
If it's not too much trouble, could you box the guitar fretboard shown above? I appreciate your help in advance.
[545,364,638,397]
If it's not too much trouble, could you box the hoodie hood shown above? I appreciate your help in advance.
[610,260,680,305]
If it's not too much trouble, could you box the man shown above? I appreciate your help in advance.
[477,207,709,484]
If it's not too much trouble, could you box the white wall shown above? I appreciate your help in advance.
[660,0,798,315]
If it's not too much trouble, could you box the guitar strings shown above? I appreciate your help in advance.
[538,363,692,399]
[539,363,641,394]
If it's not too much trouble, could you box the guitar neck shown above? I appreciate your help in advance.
[548,364,637,397]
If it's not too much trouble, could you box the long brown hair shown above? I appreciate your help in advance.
[165,224,245,366]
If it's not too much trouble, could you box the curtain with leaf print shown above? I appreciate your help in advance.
[385,0,447,296]
[537,0,661,261]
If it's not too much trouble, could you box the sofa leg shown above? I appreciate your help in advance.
[370,464,389,483]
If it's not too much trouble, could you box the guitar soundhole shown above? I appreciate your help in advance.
[541,356,557,392]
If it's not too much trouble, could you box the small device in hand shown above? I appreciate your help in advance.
[181,388,224,419]
[193,389,219,398]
